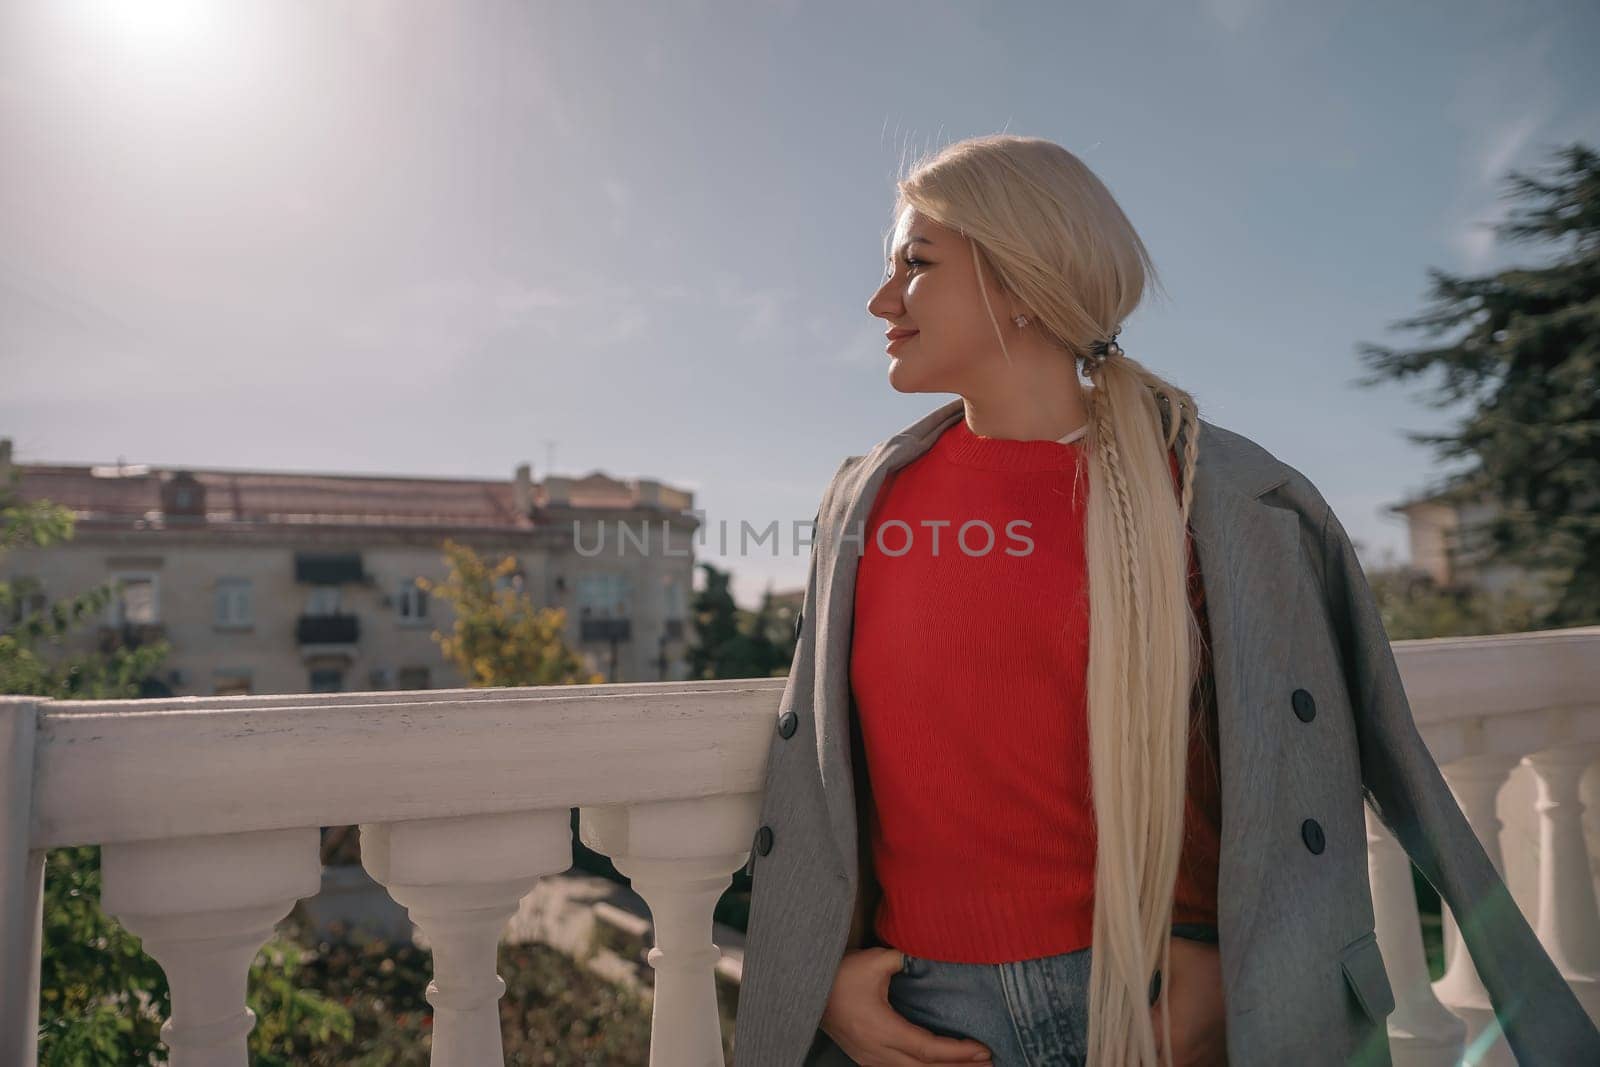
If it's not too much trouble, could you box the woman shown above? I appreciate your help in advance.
[731,134,1597,1067]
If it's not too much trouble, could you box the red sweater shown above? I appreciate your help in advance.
[849,416,1222,963]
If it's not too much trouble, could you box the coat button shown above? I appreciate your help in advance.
[755,825,774,856]
[794,610,804,641]
[1302,818,1325,854]
[1149,968,1161,1005]
[1292,688,1317,722]
[778,710,798,738]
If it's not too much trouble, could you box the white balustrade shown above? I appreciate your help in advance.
[1434,754,1522,1066]
[100,828,322,1065]
[580,794,763,1067]
[3,629,1600,1065]
[360,810,574,1066]
[1,679,778,1066]
[0,697,44,1067]
[1365,809,1467,1065]
[1378,626,1600,1065]
[1526,745,1600,1015]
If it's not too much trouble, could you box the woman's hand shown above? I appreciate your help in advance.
[1149,936,1228,1066]
[819,947,993,1065]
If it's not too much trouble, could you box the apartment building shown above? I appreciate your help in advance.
[1388,484,1561,611]
[0,438,699,695]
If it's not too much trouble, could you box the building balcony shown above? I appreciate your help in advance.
[3,628,1600,1065]
[580,616,631,643]
[94,620,166,653]
[295,612,360,646]
[294,551,367,586]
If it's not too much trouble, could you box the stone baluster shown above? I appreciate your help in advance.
[580,792,763,1067]
[1434,753,1521,1067]
[361,809,573,1066]
[1366,807,1466,1065]
[0,698,44,1067]
[1523,745,1600,1016]
[100,827,322,1065]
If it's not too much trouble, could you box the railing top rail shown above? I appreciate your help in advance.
[1384,627,1600,726]
[7,679,790,851]
[27,675,787,716]
[11,628,1600,852]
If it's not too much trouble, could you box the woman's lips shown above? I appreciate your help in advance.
[885,329,919,349]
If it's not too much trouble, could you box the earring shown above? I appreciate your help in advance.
[1013,314,1029,328]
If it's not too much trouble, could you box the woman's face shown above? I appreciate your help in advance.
[867,206,1014,394]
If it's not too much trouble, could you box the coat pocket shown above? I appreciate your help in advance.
[1339,929,1396,1023]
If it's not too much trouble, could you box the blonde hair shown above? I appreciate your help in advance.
[891,134,1205,1067]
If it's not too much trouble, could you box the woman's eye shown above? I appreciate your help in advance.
[903,256,927,274]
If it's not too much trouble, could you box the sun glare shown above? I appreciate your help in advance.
[70,0,222,58]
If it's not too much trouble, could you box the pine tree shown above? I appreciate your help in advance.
[1354,141,1600,625]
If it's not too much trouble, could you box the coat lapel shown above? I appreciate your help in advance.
[811,396,1301,991]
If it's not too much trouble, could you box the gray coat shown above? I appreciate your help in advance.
[732,396,1599,1066]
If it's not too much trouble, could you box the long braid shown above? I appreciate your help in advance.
[1085,363,1167,1065]
[1083,363,1203,1067]
[1157,387,1204,693]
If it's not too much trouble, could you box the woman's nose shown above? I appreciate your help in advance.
[868,282,901,319]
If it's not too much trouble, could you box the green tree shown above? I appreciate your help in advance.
[0,496,168,698]
[417,539,602,687]
[1354,141,1600,626]
[745,582,792,678]
[0,474,350,1062]
[1367,557,1542,641]
[685,563,793,679]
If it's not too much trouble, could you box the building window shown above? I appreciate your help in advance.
[397,578,429,622]
[662,575,687,619]
[397,665,431,691]
[306,587,341,616]
[576,572,629,618]
[213,668,253,697]
[214,578,254,627]
[107,572,159,626]
[309,667,344,693]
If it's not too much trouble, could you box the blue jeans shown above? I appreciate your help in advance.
[886,923,1219,1067]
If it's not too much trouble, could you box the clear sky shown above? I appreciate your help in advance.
[3,1,1596,607]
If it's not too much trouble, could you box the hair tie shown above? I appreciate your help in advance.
[1082,326,1123,369]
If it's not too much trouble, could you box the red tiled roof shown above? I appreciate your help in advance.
[12,462,638,530]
